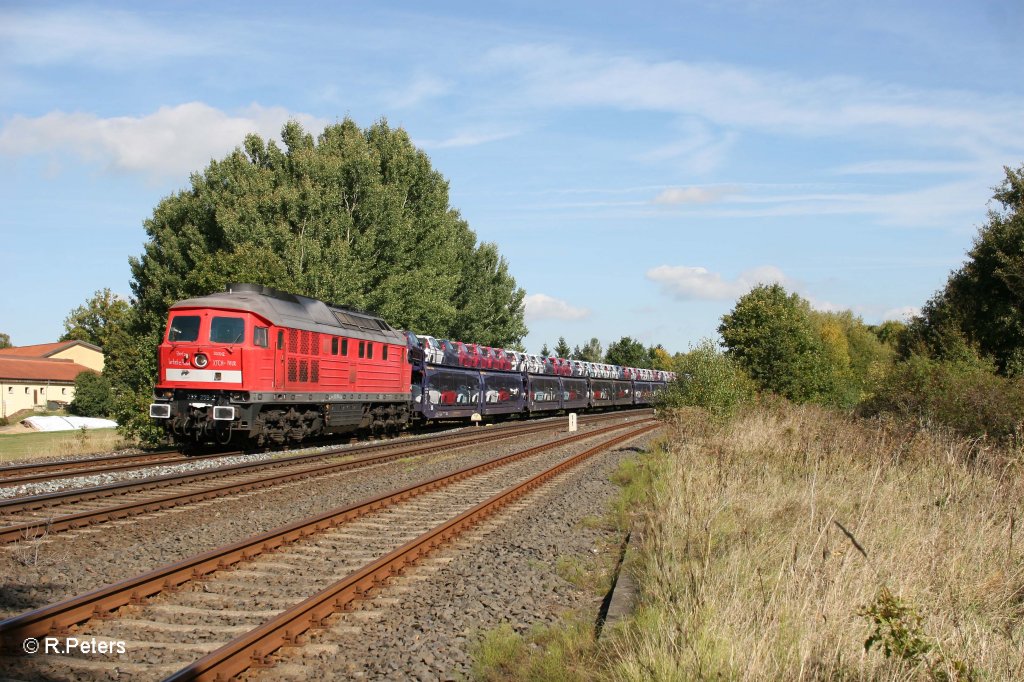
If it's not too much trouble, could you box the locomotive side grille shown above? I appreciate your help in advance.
[311,332,320,355]
[312,359,320,382]
[287,358,297,382]
[299,359,309,382]
[300,331,310,354]
[289,329,299,353]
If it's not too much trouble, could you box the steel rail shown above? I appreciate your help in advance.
[0,414,646,544]
[0,449,183,481]
[0,417,656,652]
[167,422,661,681]
[0,450,241,488]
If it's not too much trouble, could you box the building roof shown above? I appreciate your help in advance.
[0,357,96,383]
[0,340,102,358]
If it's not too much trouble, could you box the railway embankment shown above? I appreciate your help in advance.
[472,403,1024,680]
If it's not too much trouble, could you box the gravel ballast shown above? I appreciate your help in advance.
[255,434,655,681]
[0,417,648,619]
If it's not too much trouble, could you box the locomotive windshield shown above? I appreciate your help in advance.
[168,315,200,342]
[210,317,245,344]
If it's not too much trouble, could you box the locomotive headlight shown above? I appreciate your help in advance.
[193,353,209,368]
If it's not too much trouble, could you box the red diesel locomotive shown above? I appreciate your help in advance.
[150,284,672,450]
[148,284,411,447]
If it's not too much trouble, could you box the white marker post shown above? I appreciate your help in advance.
[568,412,578,432]
[471,413,482,427]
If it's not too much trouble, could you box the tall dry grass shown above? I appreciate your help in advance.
[607,402,1024,680]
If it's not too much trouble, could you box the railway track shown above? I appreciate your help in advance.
[0,411,648,544]
[0,418,659,681]
[0,410,650,491]
[0,449,202,488]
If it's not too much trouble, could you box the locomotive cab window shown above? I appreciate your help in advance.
[168,315,200,342]
[359,341,365,358]
[331,337,339,355]
[367,343,374,359]
[341,338,348,356]
[254,327,268,348]
[210,317,245,344]
[382,345,388,361]
[277,330,285,350]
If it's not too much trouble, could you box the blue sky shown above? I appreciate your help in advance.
[2,1,1022,355]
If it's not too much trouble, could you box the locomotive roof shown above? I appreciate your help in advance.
[170,284,407,344]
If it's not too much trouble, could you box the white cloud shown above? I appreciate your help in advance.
[635,119,738,173]
[832,159,987,176]
[646,265,792,301]
[483,44,1024,158]
[882,305,920,322]
[416,129,519,149]
[652,186,733,205]
[386,74,453,109]
[524,293,590,321]
[650,180,990,228]
[0,8,213,67]
[0,103,328,179]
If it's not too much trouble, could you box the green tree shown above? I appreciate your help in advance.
[448,242,528,347]
[605,336,651,368]
[0,332,10,349]
[109,118,527,440]
[869,320,907,349]
[906,165,1024,374]
[810,309,893,405]
[656,339,756,418]
[649,344,673,371]
[61,288,130,350]
[718,284,832,403]
[69,371,113,418]
[860,353,1024,439]
[572,337,603,363]
[540,343,550,357]
[554,337,571,359]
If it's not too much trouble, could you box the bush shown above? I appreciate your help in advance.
[656,339,756,418]
[859,354,1024,439]
[69,371,113,418]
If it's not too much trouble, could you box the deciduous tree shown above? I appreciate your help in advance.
[905,165,1024,374]
[69,371,113,418]
[605,336,650,368]
[718,284,832,402]
[61,288,130,350]
[109,118,527,440]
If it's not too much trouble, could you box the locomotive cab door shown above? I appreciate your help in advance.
[274,329,285,389]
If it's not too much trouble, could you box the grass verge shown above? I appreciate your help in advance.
[0,428,130,462]
[469,441,664,681]
[472,403,1024,680]
[604,403,1023,680]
